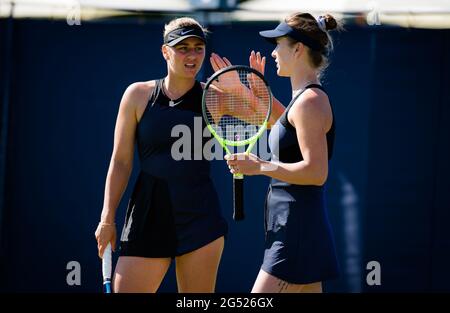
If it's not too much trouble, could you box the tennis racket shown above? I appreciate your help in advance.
[202,65,272,221]
[102,243,112,293]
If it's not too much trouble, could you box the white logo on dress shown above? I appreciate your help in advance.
[169,100,183,107]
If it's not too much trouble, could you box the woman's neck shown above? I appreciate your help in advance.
[163,74,196,100]
[290,69,319,98]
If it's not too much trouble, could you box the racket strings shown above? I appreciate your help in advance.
[205,69,270,143]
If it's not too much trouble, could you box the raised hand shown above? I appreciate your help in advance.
[209,53,241,94]
[249,50,266,75]
[207,52,269,123]
[248,51,267,98]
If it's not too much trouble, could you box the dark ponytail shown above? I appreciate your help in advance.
[285,12,341,72]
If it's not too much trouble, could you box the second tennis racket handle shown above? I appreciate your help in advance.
[233,177,244,221]
[103,280,112,294]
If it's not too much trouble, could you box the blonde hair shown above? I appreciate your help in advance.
[163,17,208,38]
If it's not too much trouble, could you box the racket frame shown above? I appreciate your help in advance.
[202,64,272,157]
[202,65,272,219]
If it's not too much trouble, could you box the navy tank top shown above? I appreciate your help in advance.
[271,83,335,165]
[136,79,222,215]
[137,79,208,180]
[263,84,339,283]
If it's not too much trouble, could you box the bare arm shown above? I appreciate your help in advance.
[95,82,150,256]
[226,89,332,186]
[249,50,286,128]
[248,51,285,126]
[268,97,285,127]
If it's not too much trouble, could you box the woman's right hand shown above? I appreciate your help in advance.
[95,222,117,258]
[249,50,266,75]
[248,51,267,98]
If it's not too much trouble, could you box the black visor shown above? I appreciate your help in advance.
[164,26,206,46]
[259,22,322,52]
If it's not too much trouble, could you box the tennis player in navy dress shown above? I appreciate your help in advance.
[224,12,340,293]
[95,17,227,293]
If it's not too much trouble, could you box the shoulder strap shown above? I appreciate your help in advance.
[279,84,327,130]
[147,78,164,106]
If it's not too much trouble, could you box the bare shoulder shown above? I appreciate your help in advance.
[122,81,156,106]
[288,87,332,131]
[120,81,156,121]
[294,87,330,113]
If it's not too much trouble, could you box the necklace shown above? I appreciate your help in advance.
[162,79,184,107]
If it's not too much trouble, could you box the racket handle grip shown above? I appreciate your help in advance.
[233,176,244,221]
[102,243,112,293]
[103,281,112,294]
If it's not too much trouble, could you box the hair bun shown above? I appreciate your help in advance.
[323,14,337,31]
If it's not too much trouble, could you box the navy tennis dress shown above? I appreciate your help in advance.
[262,84,339,284]
[119,79,228,258]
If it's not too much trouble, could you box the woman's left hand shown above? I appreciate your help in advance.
[225,153,262,176]
[209,53,242,94]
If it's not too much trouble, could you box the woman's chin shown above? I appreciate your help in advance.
[276,69,288,77]
[183,67,200,77]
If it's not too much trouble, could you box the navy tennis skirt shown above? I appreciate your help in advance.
[261,183,339,284]
[119,171,228,258]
